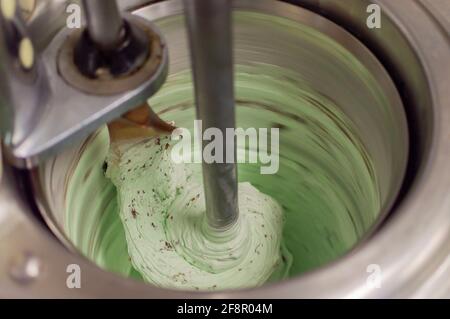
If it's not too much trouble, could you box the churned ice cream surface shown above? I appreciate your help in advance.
[106,135,290,290]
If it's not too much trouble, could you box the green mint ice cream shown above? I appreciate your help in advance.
[106,135,291,290]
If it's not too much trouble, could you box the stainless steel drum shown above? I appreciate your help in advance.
[0,0,449,298]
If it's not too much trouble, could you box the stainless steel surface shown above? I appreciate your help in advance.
[0,1,48,152]
[0,0,449,298]
[82,0,123,50]
[1,8,168,168]
[184,0,238,230]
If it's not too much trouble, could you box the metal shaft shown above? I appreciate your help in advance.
[82,0,123,50]
[184,0,238,230]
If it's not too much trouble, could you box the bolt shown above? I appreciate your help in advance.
[9,252,43,285]
[0,0,16,20]
[18,37,34,69]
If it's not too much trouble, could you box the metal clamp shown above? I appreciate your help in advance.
[0,1,168,168]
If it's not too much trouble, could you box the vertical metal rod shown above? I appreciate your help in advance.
[184,0,238,231]
[82,0,123,50]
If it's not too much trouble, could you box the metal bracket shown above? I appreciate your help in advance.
[2,13,168,168]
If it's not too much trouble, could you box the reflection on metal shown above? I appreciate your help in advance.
[18,0,36,20]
